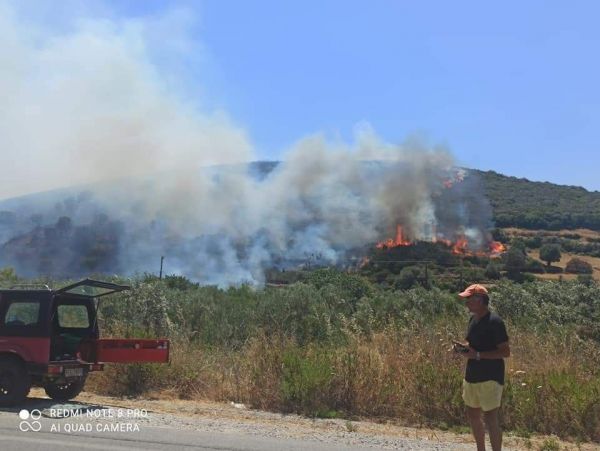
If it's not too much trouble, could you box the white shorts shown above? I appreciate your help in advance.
[462,379,503,412]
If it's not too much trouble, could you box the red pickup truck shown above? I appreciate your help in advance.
[0,279,169,405]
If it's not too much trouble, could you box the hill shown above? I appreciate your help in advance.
[3,164,599,233]
[1,163,600,281]
[477,170,600,230]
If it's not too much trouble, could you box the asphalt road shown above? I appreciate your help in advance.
[0,414,357,451]
[0,424,355,451]
[0,396,464,451]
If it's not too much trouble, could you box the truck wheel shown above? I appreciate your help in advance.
[0,359,31,406]
[44,377,86,401]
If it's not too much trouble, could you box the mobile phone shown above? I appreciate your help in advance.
[452,341,469,354]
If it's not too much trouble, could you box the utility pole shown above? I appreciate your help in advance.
[159,256,164,279]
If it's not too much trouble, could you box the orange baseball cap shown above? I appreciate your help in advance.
[458,284,489,298]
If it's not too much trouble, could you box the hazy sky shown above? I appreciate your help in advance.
[6,0,600,192]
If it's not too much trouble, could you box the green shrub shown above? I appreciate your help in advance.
[396,266,423,289]
[538,437,560,451]
[525,258,545,274]
[565,258,593,274]
[281,347,333,416]
[485,262,502,280]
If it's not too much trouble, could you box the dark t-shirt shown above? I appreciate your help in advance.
[465,311,509,385]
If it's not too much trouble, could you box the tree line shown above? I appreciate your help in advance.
[478,170,600,230]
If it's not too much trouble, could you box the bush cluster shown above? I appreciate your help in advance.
[8,269,599,442]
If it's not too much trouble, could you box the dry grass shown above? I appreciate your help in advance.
[500,227,600,280]
[86,321,600,442]
[84,275,600,442]
[528,250,600,280]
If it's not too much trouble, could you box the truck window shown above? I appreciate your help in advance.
[4,301,40,326]
[57,304,90,328]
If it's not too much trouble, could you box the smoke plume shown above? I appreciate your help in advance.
[0,3,493,285]
[0,2,252,199]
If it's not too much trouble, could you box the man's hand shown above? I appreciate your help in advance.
[451,341,473,358]
[462,347,477,359]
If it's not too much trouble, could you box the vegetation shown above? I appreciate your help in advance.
[3,254,600,443]
[478,170,600,230]
[500,229,600,259]
[28,269,592,444]
[539,244,561,267]
[504,247,527,280]
[565,258,593,274]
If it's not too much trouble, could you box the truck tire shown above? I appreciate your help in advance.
[44,377,86,401]
[0,358,31,406]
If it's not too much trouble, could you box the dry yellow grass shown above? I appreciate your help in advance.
[86,323,600,443]
[501,227,600,280]
[529,250,600,280]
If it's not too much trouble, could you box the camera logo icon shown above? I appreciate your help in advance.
[18,409,42,432]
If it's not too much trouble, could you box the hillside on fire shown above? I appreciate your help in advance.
[0,162,600,285]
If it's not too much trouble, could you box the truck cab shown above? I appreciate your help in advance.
[0,279,169,405]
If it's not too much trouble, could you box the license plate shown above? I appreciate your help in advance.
[64,368,83,377]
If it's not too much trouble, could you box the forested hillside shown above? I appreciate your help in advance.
[477,170,600,230]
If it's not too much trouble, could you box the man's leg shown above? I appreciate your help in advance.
[466,407,486,451]
[483,408,502,451]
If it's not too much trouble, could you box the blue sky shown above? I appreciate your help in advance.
[15,1,600,191]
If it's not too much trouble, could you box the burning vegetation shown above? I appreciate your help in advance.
[373,168,504,260]
[375,224,505,258]
[0,155,499,286]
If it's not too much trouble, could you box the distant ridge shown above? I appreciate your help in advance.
[2,163,600,232]
[476,170,600,230]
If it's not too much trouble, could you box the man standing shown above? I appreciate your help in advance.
[454,284,510,451]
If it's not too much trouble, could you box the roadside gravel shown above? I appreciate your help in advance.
[11,388,595,450]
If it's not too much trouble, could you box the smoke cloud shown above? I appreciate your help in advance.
[0,3,493,285]
[0,2,252,200]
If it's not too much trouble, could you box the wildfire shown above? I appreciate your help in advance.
[376,224,411,249]
[452,237,469,255]
[442,168,466,189]
[376,224,507,258]
[489,241,506,255]
[433,237,453,247]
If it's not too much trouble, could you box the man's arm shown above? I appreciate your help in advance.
[480,341,510,359]
[462,341,510,360]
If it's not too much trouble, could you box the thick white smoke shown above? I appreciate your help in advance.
[0,3,491,285]
[88,133,458,285]
[0,2,252,200]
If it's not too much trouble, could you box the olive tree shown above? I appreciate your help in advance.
[539,244,561,267]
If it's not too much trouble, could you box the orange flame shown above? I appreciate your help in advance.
[376,224,412,249]
[489,241,506,256]
[452,236,469,255]
[375,224,506,258]
[442,169,466,189]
